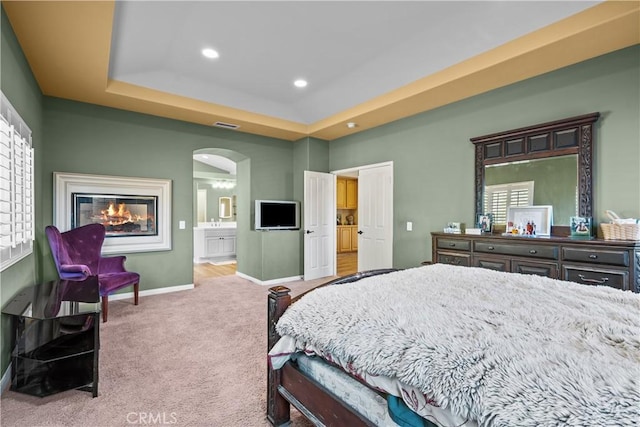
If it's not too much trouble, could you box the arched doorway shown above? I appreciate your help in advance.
[192,148,249,283]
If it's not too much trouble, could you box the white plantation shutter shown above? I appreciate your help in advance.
[484,189,508,223]
[1,92,34,271]
[484,181,533,224]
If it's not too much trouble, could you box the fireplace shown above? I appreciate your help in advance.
[72,194,158,237]
[55,172,172,254]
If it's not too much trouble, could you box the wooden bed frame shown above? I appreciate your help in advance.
[267,269,398,427]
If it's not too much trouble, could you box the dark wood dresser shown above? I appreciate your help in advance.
[431,232,640,292]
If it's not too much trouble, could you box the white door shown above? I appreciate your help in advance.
[357,165,393,271]
[304,171,336,280]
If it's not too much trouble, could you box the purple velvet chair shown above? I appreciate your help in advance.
[45,223,140,322]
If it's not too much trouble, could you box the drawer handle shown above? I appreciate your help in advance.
[449,243,456,247]
[445,257,461,265]
[578,274,609,285]
[588,254,598,259]
[487,246,495,250]
[529,249,537,254]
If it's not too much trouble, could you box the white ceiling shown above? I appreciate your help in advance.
[109,1,601,126]
[194,153,237,175]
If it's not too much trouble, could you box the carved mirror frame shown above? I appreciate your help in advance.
[472,112,600,234]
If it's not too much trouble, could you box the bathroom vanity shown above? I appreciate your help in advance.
[193,223,237,263]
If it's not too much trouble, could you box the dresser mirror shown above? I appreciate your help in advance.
[484,155,577,226]
[472,113,600,234]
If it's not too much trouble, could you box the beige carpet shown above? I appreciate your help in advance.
[0,274,332,426]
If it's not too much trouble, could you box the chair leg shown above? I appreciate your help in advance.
[134,283,139,305]
[102,296,108,323]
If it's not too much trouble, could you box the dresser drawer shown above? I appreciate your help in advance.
[562,247,629,267]
[562,265,628,291]
[473,255,510,272]
[512,260,558,278]
[474,241,558,260]
[436,238,471,252]
[436,252,470,267]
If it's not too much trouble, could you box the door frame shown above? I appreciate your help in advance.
[331,161,394,271]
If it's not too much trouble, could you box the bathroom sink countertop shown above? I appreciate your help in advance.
[194,222,237,229]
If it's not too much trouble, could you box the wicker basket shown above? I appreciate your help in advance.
[600,223,640,241]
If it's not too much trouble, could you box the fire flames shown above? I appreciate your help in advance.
[91,201,153,234]
[99,202,144,225]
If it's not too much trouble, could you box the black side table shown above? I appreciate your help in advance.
[2,276,100,397]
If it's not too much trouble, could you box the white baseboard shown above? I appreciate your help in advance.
[109,283,194,301]
[236,271,303,286]
[1,364,11,395]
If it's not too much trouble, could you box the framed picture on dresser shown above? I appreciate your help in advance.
[507,205,553,236]
[570,216,592,237]
[476,213,493,233]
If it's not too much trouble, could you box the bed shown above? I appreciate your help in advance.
[266,264,640,427]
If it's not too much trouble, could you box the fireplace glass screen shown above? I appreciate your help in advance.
[72,194,158,237]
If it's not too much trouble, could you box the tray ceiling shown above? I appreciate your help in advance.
[4,1,639,141]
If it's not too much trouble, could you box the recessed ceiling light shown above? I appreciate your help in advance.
[294,79,308,88]
[202,48,219,59]
[347,122,357,129]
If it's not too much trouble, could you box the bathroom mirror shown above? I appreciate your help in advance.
[219,197,232,219]
[472,113,599,230]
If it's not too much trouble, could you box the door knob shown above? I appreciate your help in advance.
[357,230,363,235]
[305,230,314,234]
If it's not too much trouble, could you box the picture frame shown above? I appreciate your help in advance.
[570,216,592,237]
[444,222,462,234]
[506,205,553,236]
[476,213,493,233]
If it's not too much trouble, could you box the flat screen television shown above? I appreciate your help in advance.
[255,200,300,231]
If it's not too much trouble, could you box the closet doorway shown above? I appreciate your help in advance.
[336,174,358,276]
[334,161,393,273]
[303,162,393,280]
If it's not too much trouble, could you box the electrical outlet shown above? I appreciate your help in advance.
[179,220,186,229]
[406,221,413,231]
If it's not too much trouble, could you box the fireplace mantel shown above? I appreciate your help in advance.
[54,172,172,254]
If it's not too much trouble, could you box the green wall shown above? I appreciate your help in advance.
[0,6,44,375]
[41,98,300,286]
[330,45,640,269]
[292,137,331,273]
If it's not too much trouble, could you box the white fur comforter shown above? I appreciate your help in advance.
[275,264,640,426]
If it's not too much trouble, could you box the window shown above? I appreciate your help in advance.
[484,181,533,224]
[1,92,34,271]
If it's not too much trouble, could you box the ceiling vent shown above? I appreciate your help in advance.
[213,121,240,130]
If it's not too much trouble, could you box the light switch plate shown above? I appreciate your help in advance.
[406,221,413,231]
[179,220,186,229]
